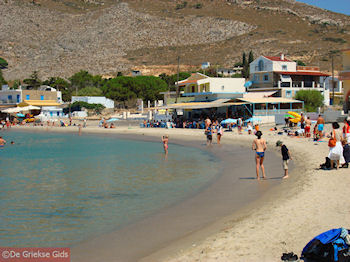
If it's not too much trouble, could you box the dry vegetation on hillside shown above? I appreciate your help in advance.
[0,0,349,80]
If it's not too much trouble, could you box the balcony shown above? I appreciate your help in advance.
[273,81,324,89]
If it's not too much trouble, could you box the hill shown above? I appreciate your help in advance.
[0,0,349,80]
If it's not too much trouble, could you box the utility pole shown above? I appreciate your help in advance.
[175,56,180,103]
[331,54,335,106]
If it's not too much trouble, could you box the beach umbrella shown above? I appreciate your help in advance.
[221,118,237,125]
[1,107,22,113]
[16,113,25,117]
[244,81,253,88]
[284,114,295,118]
[19,106,40,111]
[106,118,120,123]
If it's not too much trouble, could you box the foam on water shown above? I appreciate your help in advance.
[0,131,220,247]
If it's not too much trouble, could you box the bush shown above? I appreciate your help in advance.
[193,3,202,9]
[70,101,105,114]
[323,37,347,44]
[295,90,324,112]
[175,1,187,10]
[0,58,8,69]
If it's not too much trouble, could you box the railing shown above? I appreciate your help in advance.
[254,109,303,116]
[273,81,324,88]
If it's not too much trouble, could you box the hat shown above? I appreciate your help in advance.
[276,140,283,147]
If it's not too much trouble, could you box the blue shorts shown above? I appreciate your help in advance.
[318,124,324,131]
[256,152,265,158]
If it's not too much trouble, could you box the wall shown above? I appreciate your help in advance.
[272,61,296,72]
[198,78,245,93]
[22,90,57,101]
[0,90,21,104]
[72,96,115,108]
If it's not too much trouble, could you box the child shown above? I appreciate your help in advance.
[276,140,292,179]
[342,140,350,168]
[162,135,169,155]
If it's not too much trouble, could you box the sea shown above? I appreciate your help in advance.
[0,130,220,247]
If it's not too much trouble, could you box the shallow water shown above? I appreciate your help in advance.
[0,131,220,247]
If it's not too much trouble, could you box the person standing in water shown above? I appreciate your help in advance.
[0,136,6,147]
[252,131,267,180]
[162,135,169,155]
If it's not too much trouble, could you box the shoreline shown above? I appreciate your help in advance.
[6,124,349,262]
[7,125,285,262]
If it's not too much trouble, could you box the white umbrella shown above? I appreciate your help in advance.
[1,107,22,113]
[19,106,40,111]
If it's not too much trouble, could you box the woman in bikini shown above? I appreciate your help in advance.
[252,131,267,180]
[162,135,169,155]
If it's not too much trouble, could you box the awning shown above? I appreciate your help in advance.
[160,99,232,110]
[22,100,61,106]
[237,97,302,104]
[280,74,292,82]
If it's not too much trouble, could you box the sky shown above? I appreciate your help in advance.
[297,0,350,16]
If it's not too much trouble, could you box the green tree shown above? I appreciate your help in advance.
[11,80,21,90]
[295,90,324,112]
[23,71,41,89]
[101,77,137,107]
[43,77,72,102]
[78,86,103,96]
[159,72,191,91]
[69,71,104,95]
[248,50,254,64]
[70,101,105,115]
[294,60,306,66]
[0,58,8,69]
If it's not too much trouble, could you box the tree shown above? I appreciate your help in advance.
[0,70,7,88]
[69,71,104,95]
[11,80,21,90]
[295,60,306,66]
[248,50,254,64]
[0,58,8,69]
[242,52,249,78]
[158,72,190,91]
[78,86,103,96]
[295,90,324,112]
[42,77,72,102]
[23,71,41,89]
[101,78,137,107]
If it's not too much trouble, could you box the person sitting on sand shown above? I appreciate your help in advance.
[276,140,292,179]
[252,131,267,180]
[0,136,7,147]
[162,135,169,155]
[110,123,115,128]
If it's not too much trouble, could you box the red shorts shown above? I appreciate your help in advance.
[305,126,311,133]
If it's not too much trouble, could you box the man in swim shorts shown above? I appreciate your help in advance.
[317,114,325,138]
[252,131,267,180]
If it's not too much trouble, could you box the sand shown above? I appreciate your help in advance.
[9,123,350,262]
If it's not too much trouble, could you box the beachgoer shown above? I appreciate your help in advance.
[328,122,344,170]
[162,135,169,155]
[237,117,243,134]
[342,140,350,168]
[247,121,253,135]
[110,123,115,128]
[0,136,6,147]
[216,123,223,145]
[78,124,82,136]
[205,116,211,129]
[10,141,14,145]
[83,118,87,128]
[205,124,213,146]
[305,117,311,138]
[300,113,305,133]
[276,140,292,179]
[342,117,350,144]
[317,115,325,138]
[252,131,267,180]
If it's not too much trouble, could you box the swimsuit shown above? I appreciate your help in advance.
[256,152,265,158]
[318,124,324,131]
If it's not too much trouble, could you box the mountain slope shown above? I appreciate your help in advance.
[0,0,349,80]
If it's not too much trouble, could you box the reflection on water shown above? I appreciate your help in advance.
[0,131,219,247]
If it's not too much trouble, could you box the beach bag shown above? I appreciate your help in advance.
[329,131,337,148]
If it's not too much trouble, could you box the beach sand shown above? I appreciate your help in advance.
[10,123,350,262]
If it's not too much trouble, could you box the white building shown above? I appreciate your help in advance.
[249,54,330,105]
[71,96,114,108]
[176,73,245,101]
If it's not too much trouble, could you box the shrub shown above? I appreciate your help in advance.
[295,90,324,112]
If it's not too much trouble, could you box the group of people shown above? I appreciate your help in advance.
[204,117,224,146]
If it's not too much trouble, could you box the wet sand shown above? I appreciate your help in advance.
[10,126,287,262]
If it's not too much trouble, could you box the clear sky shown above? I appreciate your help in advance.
[297,0,350,16]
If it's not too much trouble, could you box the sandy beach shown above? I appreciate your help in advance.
[7,123,350,262]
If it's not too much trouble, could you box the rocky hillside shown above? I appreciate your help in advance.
[0,0,349,80]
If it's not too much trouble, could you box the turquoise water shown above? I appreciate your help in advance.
[0,131,219,247]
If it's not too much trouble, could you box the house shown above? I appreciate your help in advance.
[176,72,245,102]
[249,54,330,105]
[71,96,114,109]
[340,49,350,113]
[131,70,142,77]
[0,85,62,107]
[201,62,210,69]
[217,66,243,77]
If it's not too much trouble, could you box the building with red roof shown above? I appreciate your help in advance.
[249,54,331,105]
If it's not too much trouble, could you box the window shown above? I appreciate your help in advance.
[258,60,264,71]
[40,95,44,100]
[264,74,269,81]
[221,85,225,91]
[8,95,12,100]
[26,95,30,100]
[57,112,60,116]
[286,90,292,98]
[17,95,20,103]
[282,65,288,70]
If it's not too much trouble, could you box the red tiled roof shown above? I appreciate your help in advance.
[275,71,330,77]
[177,80,198,85]
[263,56,292,62]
